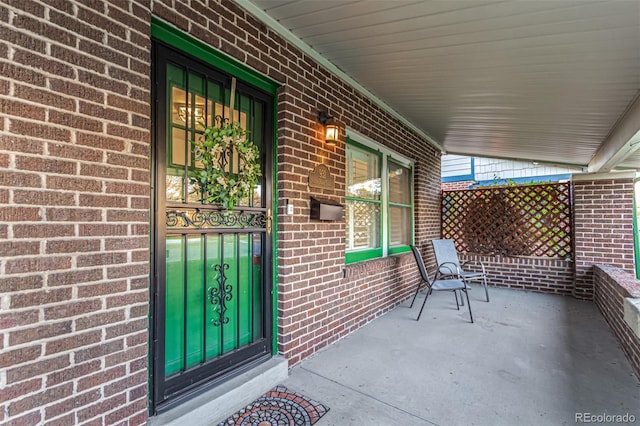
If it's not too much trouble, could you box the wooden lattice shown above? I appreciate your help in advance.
[442,183,572,258]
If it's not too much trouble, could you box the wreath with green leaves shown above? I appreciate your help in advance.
[191,118,261,210]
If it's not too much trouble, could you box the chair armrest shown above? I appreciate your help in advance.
[463,259,487,276]
[436,262,463,280]
[478,260,486,276]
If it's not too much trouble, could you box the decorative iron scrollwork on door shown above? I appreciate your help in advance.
[166,209,267,229]
[209,263,232,327]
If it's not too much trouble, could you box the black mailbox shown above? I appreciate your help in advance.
[310,197,343,221]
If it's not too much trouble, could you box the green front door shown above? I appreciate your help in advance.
[152,42,274,409]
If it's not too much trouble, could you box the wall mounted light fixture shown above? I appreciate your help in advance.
[318,110,340,145]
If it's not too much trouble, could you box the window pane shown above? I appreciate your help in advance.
[166,175,184,202]
[389,162,410,205]
[346,200,380,250]
[347,146,380,200]
[389,206,411,247]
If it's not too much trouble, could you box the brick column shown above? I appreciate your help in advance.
[572,174,636,300]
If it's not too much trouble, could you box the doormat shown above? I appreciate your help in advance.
[217,385,330,426]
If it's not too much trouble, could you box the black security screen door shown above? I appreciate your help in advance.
[151,41,273,410]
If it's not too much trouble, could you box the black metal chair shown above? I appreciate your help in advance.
[409,245,473,323]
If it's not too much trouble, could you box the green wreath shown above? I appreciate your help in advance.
[191,118,261,210]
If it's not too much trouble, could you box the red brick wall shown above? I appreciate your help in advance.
[0,1,151,425]
[1,0,442,424]
[265,28,441,366]
[573,178,635,300]
[459,254,574,296]
[441,180,474,191]
[593,265,640,378]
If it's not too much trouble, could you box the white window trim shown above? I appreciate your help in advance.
[346,128,414,258]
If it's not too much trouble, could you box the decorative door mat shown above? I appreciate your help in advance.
[218,385,330,426]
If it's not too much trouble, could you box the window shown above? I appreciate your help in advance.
[345,133,413,263]
[345,142,382,262]
[388,160,412,253]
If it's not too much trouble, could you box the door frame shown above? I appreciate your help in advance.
[149,19,279,414]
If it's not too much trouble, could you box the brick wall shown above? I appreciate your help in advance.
[0,1,151,425]
[573,178,635,300]
[1,0,442,423]
[459,254,574,296]
[441,180,474,191]
[268,31,442,367]
[593,265,640,378]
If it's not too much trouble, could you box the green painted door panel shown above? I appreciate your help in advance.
[205,235,222,358]
[163,231,265,376]
[162,65,270,371]
[165,235,185,376]
[185,235,205,369]
[154,39,274,407]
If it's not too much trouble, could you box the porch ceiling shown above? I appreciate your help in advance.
[241,0,640,172]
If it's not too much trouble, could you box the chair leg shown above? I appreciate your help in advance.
[416,287,432,321]
[463,288,474,323]
[454,290,460,310]
[410,279,423,308]
[483,276,490,302]
[459,285,465,306]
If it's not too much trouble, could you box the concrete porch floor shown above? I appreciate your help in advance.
[280,286,640,426]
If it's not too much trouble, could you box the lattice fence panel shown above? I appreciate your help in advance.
[442,183,572,258]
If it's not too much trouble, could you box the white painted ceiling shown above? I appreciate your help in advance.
[243,0,640,171]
